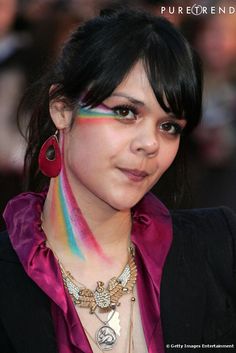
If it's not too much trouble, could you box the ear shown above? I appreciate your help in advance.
[49,99,73,130]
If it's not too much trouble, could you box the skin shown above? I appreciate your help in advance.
[0,0,17,37]
[48,152,109,262]
[42,61,187,351]
[43,61,186,283]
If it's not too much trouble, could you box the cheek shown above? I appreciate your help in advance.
[64,123,125,173]
[72,122,129,157]
[160,139,180,171]
[145,140,181,190]
[66,139,97,177]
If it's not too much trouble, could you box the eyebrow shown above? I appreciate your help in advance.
[110,92,186,122]
[110,93,145,106]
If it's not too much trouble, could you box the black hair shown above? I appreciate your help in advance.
[18,7,202,205]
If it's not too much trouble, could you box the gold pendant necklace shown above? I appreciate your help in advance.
[59,245,137,351]
[59,246,137,313]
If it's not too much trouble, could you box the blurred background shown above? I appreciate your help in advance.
[0,0,236,230]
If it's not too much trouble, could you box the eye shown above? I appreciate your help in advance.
[160,121,183,136]
[112,105,138,121]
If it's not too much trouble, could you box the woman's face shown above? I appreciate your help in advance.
[62,62,186,211]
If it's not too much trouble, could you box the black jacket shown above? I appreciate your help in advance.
[1,207,236,353]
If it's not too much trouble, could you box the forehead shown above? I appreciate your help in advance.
[112,61,157,104]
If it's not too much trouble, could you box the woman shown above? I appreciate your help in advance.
[0,8,236,353]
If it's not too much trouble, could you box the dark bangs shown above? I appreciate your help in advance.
[142,28,202,133]
[66,10,202,133]
[62,11,157,108]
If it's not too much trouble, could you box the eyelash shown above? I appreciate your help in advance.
[160,122,183,136]
[111,104,138,120]
[107,104,183,136]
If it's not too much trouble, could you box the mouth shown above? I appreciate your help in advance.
[118,168,149,182]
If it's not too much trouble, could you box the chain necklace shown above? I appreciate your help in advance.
[59,245,137,350]
[84,293,136,353]
[59,246,136,311]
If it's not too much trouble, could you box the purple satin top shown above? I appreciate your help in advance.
[3,191,173,353]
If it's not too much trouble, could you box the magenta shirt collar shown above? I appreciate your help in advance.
[4,191,173,353]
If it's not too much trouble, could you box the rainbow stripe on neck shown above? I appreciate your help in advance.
[50,134,108,261]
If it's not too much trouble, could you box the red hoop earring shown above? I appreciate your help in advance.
[38,131,61,177]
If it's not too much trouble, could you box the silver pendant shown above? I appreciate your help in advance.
[96,325,117,350]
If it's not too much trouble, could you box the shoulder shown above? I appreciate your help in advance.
[170,206,236,256]
[171,206,236,231]
[0,230,28,292]
[161,207,236,344]
[0,233,58,353]
[0,231,19,263]
[169,206,236,291]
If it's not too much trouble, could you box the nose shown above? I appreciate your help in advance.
[130,122,159,157]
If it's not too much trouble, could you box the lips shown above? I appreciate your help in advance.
[119,168,149,182]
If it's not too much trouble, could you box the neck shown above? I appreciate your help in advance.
[42,177,132,266]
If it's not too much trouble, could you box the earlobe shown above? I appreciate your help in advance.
[49,100,73,130]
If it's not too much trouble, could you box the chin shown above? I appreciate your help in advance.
[106,192,145,211]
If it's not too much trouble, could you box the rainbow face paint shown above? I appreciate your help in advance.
[50,176,84,258]
[76,104,122,124]
[76,101,139,126]
[49,133,109,261]
[78,104,115,118]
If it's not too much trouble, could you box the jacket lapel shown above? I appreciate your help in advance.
[131,193,173,352]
